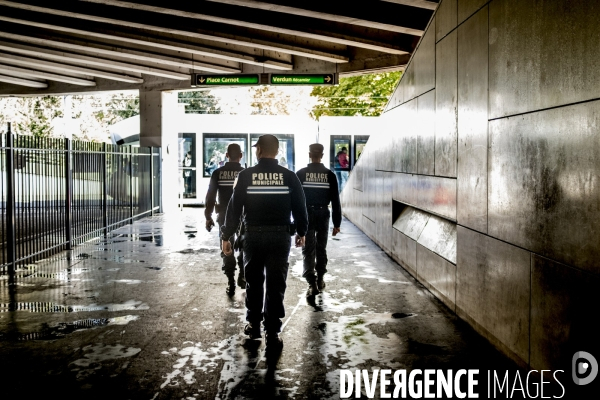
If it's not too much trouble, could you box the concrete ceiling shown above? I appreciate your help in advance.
[0,0,438,95]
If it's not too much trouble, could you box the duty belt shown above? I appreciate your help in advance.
[307,205,328,210]
[244,225,290,232]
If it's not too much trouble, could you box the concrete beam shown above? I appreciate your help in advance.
[0,31,241,74]
[0,73,47,88]
[0,63,96,86]
[0,53,144,83]
[0,40,191,80]
[203,0,424,35]
[381,0,438,11]
[0,14,293,70]
[78,0,411,53]
[0,1,349,63]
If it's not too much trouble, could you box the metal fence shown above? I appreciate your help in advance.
[1,123,160,272]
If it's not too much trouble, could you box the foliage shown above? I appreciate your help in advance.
[310,71,402,119]
[96,93,140,124]
[178,90,221,114]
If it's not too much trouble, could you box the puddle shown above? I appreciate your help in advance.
[1,315,139,341]
[177,248,218,254]
[0,300,149,313]
[70,343,142,379]
[109,279,143,285]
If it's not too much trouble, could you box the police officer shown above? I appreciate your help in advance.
[205,143,245,296]
[296,143,341,297]
[221,134,308,351]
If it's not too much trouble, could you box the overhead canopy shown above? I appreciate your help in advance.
[0,0,438,95]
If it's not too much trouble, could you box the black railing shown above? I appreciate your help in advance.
[1,123,160,272]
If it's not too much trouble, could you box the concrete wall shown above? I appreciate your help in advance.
[341,0,600,371]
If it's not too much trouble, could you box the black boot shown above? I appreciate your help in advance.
[237,270,246,289]
[306,280,320,298]
[226,275,236,296]
[317,274,326,291]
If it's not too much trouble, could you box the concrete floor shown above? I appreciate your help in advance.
[0,209,521,399]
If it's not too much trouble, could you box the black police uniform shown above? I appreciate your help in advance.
[205,162,244,278]
[221,158,308,334]
[296,163,341,283]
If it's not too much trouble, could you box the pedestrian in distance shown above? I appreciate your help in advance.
[221,134,308,352]
[296,143,342,298]
[205,143,245,296]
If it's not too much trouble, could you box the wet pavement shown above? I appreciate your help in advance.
[0,209,520,399]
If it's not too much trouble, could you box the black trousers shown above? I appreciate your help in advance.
[242,231,291,333]
[218,219,243,277]
[302,208,330,282]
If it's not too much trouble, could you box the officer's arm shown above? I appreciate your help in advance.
[221,174,246,241]
[289,172,309,237]
[330,171,342,228]
[205,172,218,220]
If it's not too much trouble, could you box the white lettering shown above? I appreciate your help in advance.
[541,370,550,398]
[340,370,353,398]
[468,370,479,398]
[363,370,378,398]
[511,371,525,398]
[409,370,423,398]
[424,370,435,398]
[553,370,565,399]
[393,370,406,398]
[455,370,466,399]
[356,370,361,399]
[380,370,391,398]
[526,370,539,398]
[438,370,452,398]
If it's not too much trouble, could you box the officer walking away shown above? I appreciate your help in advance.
[221,134,308,351]
[296,143,341,298]
[205,143,245,296]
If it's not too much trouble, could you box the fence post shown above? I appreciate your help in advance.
[149,146,154,217]
[129,145,133,223]
[64,138,72,250]
[102,142,108,235]
[5,124,16,274]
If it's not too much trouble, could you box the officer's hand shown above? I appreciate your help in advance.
[295,234,305,248]
[332,227,341,236]
[206,218,215,232]
[222,240,233,256]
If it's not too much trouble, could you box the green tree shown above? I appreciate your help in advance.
[13,96,63,137]
[178,90,221,114]
[310,71,401,119]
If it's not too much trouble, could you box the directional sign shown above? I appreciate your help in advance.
[193,74,260,86]
[270,74,337,85]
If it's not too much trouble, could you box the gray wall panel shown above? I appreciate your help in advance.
[436,0,457,42]
[364,149,376,221]
[393,230,417,277]
[417,175,457,221]
[398,99,418,173]
[393,206,429,241]
[414,17,436,99]
[488,102,600,274]
[435,30,458,178]
[417,244,456,311]
[456,226,530,364]
[417,215,457,264]
[458,0,488,24]
[457,6,488,233]
[417,90,436,175]
[489,0,600,119]
[530,255,600,371]
[403,58,416,102]
[382,172,393,253]
[393,173,418,207]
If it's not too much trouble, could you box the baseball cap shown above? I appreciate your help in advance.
[252,134,279,153]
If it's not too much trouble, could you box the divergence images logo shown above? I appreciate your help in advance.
[572,351,598,386]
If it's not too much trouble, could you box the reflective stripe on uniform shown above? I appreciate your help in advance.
[303,182,329,189]
[219,180,235,186]
[247,186,290,195]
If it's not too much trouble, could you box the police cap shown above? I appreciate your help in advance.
[309,143,324,155]
[252,134,279,154]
